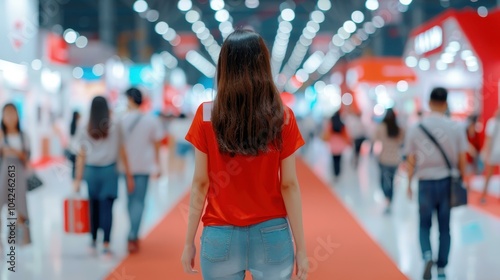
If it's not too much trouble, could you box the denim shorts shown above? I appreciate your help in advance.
[200,218,294,280]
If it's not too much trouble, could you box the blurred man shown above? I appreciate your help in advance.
[120,88,163,253]
[405,87,467,280]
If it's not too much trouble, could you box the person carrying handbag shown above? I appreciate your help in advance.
[0,103,32,246]
[404,88,468,280]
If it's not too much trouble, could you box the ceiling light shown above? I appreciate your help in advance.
[351,11,364,23]
[178,0,192,11]
[31,59,42,70]
[186,10,200,23]
[155,21,169,35]
[63,29,77,44]
[399,0,412,5]
[75,36,88,48]
[396,80,409,92]
[281,8,295,22]
[478,6,488,17]
[418,58,430,71]
[343,21,357,34]
[317,0,332,11]
[366,0,379,11]
[210,0,225,11]
[133,0,148,13]
[311,11,325,23]
[405,56,417,68]
[73,67,84,79]
[215,9,230,22]
[372,16,385,28]
[245,0,259,9]
[146,10,159,22]
[92,64,105,76]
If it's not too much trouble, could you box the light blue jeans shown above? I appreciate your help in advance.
[127,175,149,241]
[200,218,294,280]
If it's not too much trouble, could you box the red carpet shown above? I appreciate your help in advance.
[107,159,407,280]
[468,190,500,218]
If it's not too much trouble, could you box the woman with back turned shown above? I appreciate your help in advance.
[374,108,405,214]
[181,30,309,280]
[73,96,133,257]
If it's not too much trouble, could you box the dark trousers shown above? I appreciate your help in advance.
[332,155,342,177]
[89,198,115,243]
[353,137,365,165]
[127,175,150,241]
[379,163,398,202]
[418,177,451,268]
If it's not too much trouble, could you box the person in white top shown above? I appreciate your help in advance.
[344,110,366,167]
[480,109,500,203]
[405,87,468,280]
[120,87,163,253]
[0,103,31,240]
[73,96,133,257]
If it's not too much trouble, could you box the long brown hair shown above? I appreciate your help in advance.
[212,29,284,156]
[87,96,110,140]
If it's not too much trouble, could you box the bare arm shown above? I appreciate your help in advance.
[73,148,86,192]
[482,136,491,163]
[181,149,209,274]
[406,153,416,199]
[281,153,308,278]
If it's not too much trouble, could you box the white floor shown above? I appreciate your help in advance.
[304,138,500,280]
[2,139,500,280]
[0,151,193,280]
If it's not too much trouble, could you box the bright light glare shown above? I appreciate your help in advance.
[133,0,148,13]
[418,58,430,71]
[155,21,169,34]
[332,34,344,47]
[317,0,331,11]
[178,0,192,11]
[374,104,385,116]
[343,21,357,33]
[210,0,225,11]
[31,59,42,70]
[73,67,83,79]
[93,64,105,76]
[342,93,353,105]
[245,0,259,8]
[366,0,379,11]
[448,41,460,52]
[281,8,295,21]
[351,11,364,23]
[461,50,473,60]
[478,6,488,17]
[396,80,409,92]
[399,0,412,5]
[186,10,200,23]
[372,16,385,28]
[163,28,177,41]
[436,60,447,71]
[311,11,325,23]
[215,9,230,22]
[75,36,88,48]
[63,29,77,44]
[405,56,417,68]
[146,10,159,22]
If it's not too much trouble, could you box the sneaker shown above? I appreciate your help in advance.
[88,241,97,256]
[383,206,391,215]
[128,240,139,254]
[102,247,113,260]
[437,268,446,279]
[423,260,433,280]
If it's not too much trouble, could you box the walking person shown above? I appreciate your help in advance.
[344,110,366,167]
[480,109,500,203]
[374,108,405,214]
[322,111,350,182]
[65,111,80,179]
[181,30,309,280]
[120,87,163,253]
[405,87,468,279]
[73,96,134,257]
[0,103,31,245]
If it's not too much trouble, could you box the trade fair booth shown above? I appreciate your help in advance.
[332,56,418,135]
[403,8,500,123]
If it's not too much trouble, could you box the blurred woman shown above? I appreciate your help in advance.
[0,103,30,231]
[323,111,350,181]
[73,96,133,257]
[374,108,405,214]
[181,30,309,280]
[65,111,80,179]
[480,109,500,203]
[465,115,482,175]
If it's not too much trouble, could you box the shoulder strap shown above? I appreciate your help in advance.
[128,114,143,133]
[419,124,452,170]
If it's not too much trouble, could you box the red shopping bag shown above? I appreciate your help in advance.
[64,197,90,233]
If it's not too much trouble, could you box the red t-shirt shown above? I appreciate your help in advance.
[185,102,305,226]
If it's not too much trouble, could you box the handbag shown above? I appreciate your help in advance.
[27,174,43,191]
[419,124,467,207]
